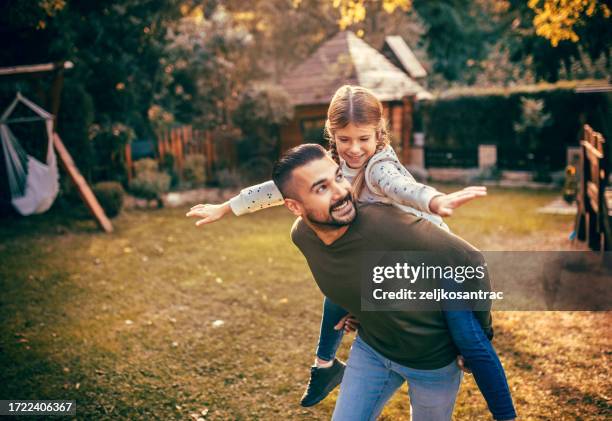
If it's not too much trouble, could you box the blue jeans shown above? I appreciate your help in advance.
[444,311,516,420]
[333,335,462,421]
[315,297,347,362]
[315,298,516,420]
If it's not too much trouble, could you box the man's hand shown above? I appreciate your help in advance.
[456,355,472,373]
[334,314,359,333]
[428,186,487,217]
[186,202,232,226]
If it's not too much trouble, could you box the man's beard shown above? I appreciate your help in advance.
[304,192,357,229]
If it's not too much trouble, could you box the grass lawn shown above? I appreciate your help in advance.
[1,186,610,420]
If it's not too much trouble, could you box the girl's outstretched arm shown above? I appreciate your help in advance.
[368,161,444,213]
[186,201,233,226]
[186,180,284,226]
[368,162,486,217]
[428,186,487,217]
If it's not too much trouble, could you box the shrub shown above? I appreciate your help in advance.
[129,173,171,202]
[56,183,90,219]
[92,181,125,218]
[90,123,136,183]
[57,83,95,180]
[159,154,179,188]
[133,158,160,175]
[216,168,243,189]
[472,166,502,182]
[239,157,273,184]
[129,159,171,204]
[419,80,609,171]
[182,154,206,188]
[233,84,293,173]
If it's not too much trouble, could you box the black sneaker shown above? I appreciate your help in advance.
[300,358,346,407]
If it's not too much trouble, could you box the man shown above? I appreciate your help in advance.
[272,143,492,420]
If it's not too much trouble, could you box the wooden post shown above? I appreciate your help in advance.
[157,129,164,161]
[49,66,65,132]
[165,128,171,160]
[53,133,113,233]
[184,125,192,155]
[401,96,414,165]
[193,129,199,154]
[125,143,133,183]
[0,61,73,76]
[171,128,180,178]
[177,126,184,170]
[205,131,213,179]
[579,125,610,251]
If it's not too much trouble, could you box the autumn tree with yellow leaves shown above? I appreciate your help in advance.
[318,0,610,48]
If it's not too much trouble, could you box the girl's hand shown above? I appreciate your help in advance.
[456,355,472,373]
[334,314,360,333]
[428,186,487,217]
[186,202,232,226]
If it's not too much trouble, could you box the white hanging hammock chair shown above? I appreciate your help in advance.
[0,92,59,215]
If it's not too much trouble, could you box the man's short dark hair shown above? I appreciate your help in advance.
[272,143,327,199]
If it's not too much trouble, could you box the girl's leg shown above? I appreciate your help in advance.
[444,311,516,420]
[315,296,348,362]
[301,297,349,407]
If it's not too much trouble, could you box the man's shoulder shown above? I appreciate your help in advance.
[355,203,478,253]
[290,217,310,245]
[357,202,405,217]
[355,203,420,230]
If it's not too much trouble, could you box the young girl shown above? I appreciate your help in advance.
[187,85,516,420]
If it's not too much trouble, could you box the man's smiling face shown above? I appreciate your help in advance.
[287,155,356,228]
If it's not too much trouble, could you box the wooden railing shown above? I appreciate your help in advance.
[574,124,611,251]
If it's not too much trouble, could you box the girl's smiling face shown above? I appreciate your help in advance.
[334,123,378,169]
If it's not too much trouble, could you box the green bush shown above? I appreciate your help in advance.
[133,158,160,175]
[233,83,293,175]
[129,159,171,203]
[90,123,136,183]
[159,154,179,188]
[216,168,243,188]
[56,183,91,219]
[92,181,125,218]
[182,154,206,188]
[57,83,95,181]
[239,157,273,184]
[419,80,609,171]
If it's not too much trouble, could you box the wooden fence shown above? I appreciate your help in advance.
[125,125,235,183]
[574,124,612,251]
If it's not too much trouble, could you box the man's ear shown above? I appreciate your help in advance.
[284,198,304,217]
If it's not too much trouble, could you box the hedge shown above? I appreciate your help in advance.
[418,81,610,170]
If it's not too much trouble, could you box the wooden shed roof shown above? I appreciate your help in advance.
[280,31,431,106]
[383,35,427,79]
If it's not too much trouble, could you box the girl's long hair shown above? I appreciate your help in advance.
[324,85,390,198]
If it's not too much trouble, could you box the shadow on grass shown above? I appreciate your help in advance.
[491,314,611,419]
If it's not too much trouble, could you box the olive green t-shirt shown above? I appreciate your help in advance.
[291,203,492,370]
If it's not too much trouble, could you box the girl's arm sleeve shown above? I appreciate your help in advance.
[369,161,443,213]
[228,180,284,216]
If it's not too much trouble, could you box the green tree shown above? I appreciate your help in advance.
[232,83,293,182]
[492,0,611,82]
